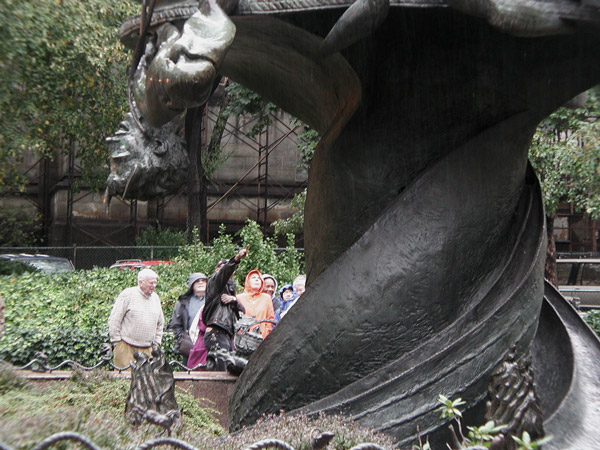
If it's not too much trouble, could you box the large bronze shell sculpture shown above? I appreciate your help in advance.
[118,1,600,447]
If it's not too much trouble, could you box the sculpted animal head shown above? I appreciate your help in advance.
[105,110,187,201]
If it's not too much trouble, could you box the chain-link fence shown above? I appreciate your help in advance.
[0,246,304,270]
[0,246,182,270]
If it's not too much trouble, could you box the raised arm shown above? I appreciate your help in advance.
[205,246,249,306]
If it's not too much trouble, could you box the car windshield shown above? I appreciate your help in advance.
[556,263,573,285]
[26,259,74,273]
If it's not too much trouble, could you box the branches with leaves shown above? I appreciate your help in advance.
[529,86,600,219]
[433,394,550,450]
[223,82,278,138]
[273,189,306,237]
[512,431,553,450]
[0,0,138,193]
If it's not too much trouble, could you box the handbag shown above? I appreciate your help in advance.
[178,333,194,357]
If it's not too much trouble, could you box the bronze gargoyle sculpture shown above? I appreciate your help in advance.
[125,345,181,436]
[116,1,600,447]
[105,104,187,201]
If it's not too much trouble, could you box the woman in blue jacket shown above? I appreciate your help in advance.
[274,284,298,323]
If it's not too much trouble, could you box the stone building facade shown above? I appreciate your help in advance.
[1,108,308,247]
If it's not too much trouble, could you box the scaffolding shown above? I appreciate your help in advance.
[13,104,307,247]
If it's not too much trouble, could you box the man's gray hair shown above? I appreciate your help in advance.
[293,274,306,287]
[138,268,159,282]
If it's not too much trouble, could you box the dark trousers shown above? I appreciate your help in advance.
[204,327,232,371]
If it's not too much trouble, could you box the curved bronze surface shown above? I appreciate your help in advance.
[291,166,546,447]
[533,283,600,449]
[130,0,236,127]
[116,1,600,445]
[226,7,600,445]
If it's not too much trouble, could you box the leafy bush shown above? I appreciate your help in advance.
[0,326,109,367]
[584,309,600,336]
[235,221,303,286]
[296,123,319,171]
[135,223,187,259]
[0,361,30,394]
[224,82,278,138]
[136,223,187,248]
[177,220,304,289]
[207,412,395,450]
[0,206,41,247]
[0,269,136,331]
[0,325,179,368]
[273,189,306,237]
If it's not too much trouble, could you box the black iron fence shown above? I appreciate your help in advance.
[0,246,304,271]
[0,248,588,271]
[0,431,386,450]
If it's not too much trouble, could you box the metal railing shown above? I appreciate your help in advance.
[0,432,386,450]
[4,350,205,374]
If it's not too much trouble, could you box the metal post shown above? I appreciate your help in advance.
[129,199,138,243]
[66,141,75,245]
[257,122,269,230]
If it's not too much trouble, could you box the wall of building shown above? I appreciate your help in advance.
[4,108,308,247]
[555,205,600,253]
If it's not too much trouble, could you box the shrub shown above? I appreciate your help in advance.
[0,206,41,247]
[0,326,179,368]
[136,223,187,259]
[273,189,306,237]
[177,220,304,289]
[204,412,396,450]
[0,361,30,394]
[0,326,110,367]
[235,220,303,287]
[584,309,600,336]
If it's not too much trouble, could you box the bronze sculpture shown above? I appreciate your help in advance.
[125,345,181,435]
[129,0,236,127]
[105,105,187,201]
[116,1,600,447]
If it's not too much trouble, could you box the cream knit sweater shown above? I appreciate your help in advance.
[108,286,164,347]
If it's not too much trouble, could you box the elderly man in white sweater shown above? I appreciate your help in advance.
[108,268,164,368]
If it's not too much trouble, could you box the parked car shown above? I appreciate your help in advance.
[109,259,175,270]
[557,258,600,309]
[0,253,75,274]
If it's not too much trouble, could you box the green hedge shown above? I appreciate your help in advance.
[0,326,110,367]
[0,221,303,367]
[584,310,600,336]
[0,326,179,367]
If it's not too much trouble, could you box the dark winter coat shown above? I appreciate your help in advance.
[168,292,192,353]
[202,257,245,336]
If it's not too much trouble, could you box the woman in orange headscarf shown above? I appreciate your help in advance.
[236,269,275,338]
